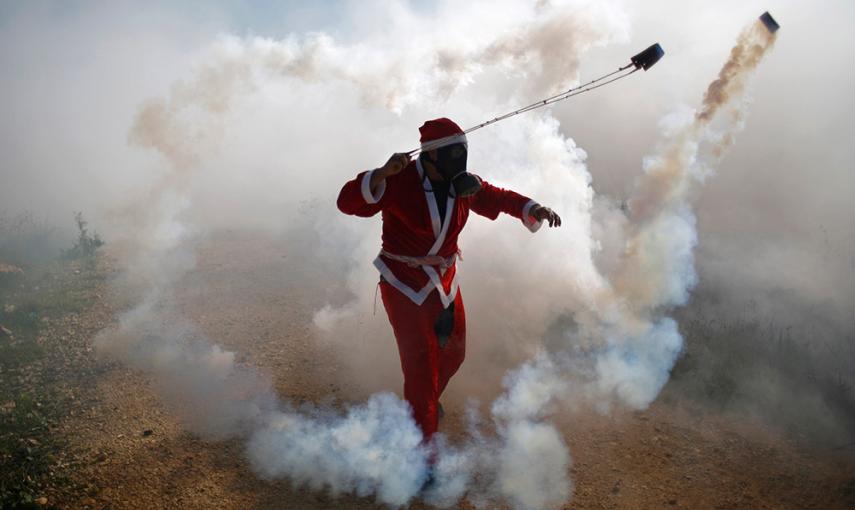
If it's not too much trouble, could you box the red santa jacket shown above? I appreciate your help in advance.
[337,158,542,307]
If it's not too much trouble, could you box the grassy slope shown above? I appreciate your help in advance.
[1,259,104,508]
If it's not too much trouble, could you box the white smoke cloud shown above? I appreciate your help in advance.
[16,1,778,508]
[247,393,428,506]
[91,2,633,507]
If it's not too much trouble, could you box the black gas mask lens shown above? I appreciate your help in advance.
[431,143,481,197]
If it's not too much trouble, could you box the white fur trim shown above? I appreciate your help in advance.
[373,157,460,308]
[361,169,386,204]
[420,133,468,152]
[428,191,454,255]
[374,256,435,305]
[522,199,543,233]
[422,169,442,238]
[416,157,425,179]
[419,158,456,247]
[423,265,460,308]
[375,255,458,308]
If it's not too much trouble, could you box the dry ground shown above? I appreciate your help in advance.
[37,230,855,509]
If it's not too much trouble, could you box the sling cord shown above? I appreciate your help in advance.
[410,64,639,156]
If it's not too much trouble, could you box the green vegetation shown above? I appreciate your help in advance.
[0,390,70,509]
[62,212,104,262]
[1,212,105,508]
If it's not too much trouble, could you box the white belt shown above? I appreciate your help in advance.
[379,249,460,270]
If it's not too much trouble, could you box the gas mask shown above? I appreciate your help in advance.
[427,143,482,197]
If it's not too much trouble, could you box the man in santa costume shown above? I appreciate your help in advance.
[337,118,561,442]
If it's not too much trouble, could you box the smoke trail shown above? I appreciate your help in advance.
[629,19,776,223]
[696,21,777,124]
[577,17,778,411]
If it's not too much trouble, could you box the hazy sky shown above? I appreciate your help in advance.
[2,1,853,316]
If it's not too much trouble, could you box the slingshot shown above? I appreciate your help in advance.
[410,11,780,156]
[410,43,665,156]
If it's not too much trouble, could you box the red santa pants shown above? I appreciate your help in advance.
[379,281,466,441]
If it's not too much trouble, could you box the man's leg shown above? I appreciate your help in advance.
[379,281,442,440]
[438,288,466,397]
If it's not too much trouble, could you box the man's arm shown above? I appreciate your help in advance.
[469,179,561,231]
[337,153,411,217]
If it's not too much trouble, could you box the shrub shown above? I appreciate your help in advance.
[62,212,104,260]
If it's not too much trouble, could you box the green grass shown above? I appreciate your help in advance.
[1,256,104,507]
[1,262,103,370]
[0,392,68,509]
[0,301,44,370]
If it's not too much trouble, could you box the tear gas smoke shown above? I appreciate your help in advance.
[96,2,626,507]
[573,17,778,409]
[90,4,776,509]
[435,17,777,420]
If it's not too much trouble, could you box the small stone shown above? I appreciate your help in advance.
[0,263,23,274]
[35,496,48,505]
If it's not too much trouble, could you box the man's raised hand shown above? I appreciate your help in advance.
[370,153,411,195]
[381,153,411,177]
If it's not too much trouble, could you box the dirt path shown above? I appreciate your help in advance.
[54,231,854,509]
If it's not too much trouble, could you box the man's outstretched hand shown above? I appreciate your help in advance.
[531,205,562,227]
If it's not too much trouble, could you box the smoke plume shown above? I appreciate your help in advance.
[577,18,779,409]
